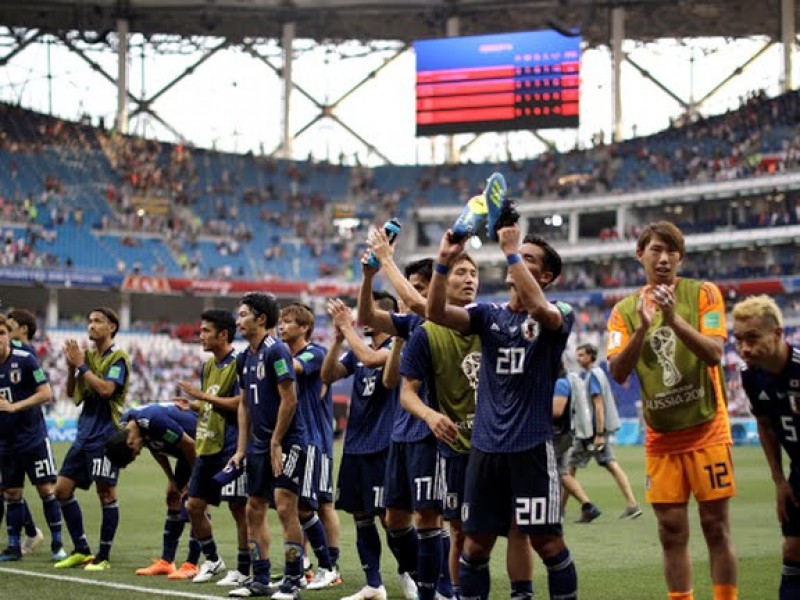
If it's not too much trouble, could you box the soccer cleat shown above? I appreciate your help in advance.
[575,504,602,524]
[434,594,454,600]
[84,558,111,571]
[619,505,644,520]
[54,551,94,568]
[193,557,226,582]
[271,585,301,600]
[217,569,250,586]
[136,558,176,576]
[51,546,68,562]
[0,548,22,562]
[306,567,340,590]
[398,572,418,600]
[21,527,44,555]
[340,585,388,600]
[229,580,279,597]
[168,562,200,580]
[484,172,518,242]
[449,194,488,243]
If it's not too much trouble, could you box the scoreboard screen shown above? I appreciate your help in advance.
[414,30,581,136]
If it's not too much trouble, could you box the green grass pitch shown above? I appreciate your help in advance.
[0,444,783,599]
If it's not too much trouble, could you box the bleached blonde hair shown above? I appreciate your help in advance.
[731,294,783,328]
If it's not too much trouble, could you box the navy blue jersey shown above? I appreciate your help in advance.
[295,342,334,456]
[467,301,574,453]
[237,335,305,452]
[121,404,197,459]
[743,344,800,468]
[340,337,396,454]
[11,339,36,355]
[0,348,48,453]
[389,312,430,443]
[75,346,129,445]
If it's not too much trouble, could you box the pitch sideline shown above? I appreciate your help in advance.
[0,566,225,599]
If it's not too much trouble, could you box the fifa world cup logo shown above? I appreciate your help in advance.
[461,352,481,391]
[649,326,682,387]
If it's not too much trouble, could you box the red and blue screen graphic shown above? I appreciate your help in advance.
[414,30,581,136]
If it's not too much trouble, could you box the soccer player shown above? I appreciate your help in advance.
[607,221,737,600]
[54,307,130,571]
[0,314,56,562]
[568,343,641,519]
[228,292,307,599]
[358,240,435,600]
[427,224,577,600]
[4,308,65,560]
[104,403,200,576]
[732,295,800,599]
[176,309,249,585]
[321,293,403,600]
[552,363,602,523]
[278,302,340,589]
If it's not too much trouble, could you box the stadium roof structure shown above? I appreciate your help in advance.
[0,0,795,46]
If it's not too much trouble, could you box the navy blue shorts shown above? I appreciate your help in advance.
[59,440,119,490]
[189,451,247,506]
[1,439,58,489]
[462,442,562,537]
[300,445,335,510]
[246,444,305,499]
[384,438,442,513]
[442,452,468,522]
[335,450,387,516]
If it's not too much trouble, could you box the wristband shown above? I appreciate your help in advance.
[435,262,449,276]
[506,253,522,266]
[77,364,89,377]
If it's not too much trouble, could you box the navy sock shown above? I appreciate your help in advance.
[301,513,332,569]
[329,545,340,566]
[386,525,418,576]
[186,534,202,565]
[42,494,63,549]
[95,501,119,562]
[22,498,37,537]
[459,553,490,600]
[356,517,383,588]
[162,510,184,563]
[252,557,272,585]
[237,547,251,576]
[438,529,453,597]
[6,500,25,551]
[781,559,800,600]
[510,580,533,599]
[543,548,577,600]
[59,496,90,554]
[283,542,304,589]
[417,528,442,600]
[198,535,219,562]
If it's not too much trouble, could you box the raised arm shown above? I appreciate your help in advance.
[500,225,562,331]
[321,322,348,385]
[369,228,427,317]
[330,298,390,368]
[426,229,471,334]
[382,336,405,389]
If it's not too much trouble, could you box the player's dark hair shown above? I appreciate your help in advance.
[201,309,236,342]
[104,430,135,469]
[88,307,120,338]
[8,308,37,339]
[522,234,562,288]
[451,252,477,272]
[280,303,315,339]
[637,221,685,258]
[577,343,598,362]
[372,290,398,313]
[241,292,280,329]
[404,258,433,282]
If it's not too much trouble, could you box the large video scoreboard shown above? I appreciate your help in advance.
[414,30,581,136]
